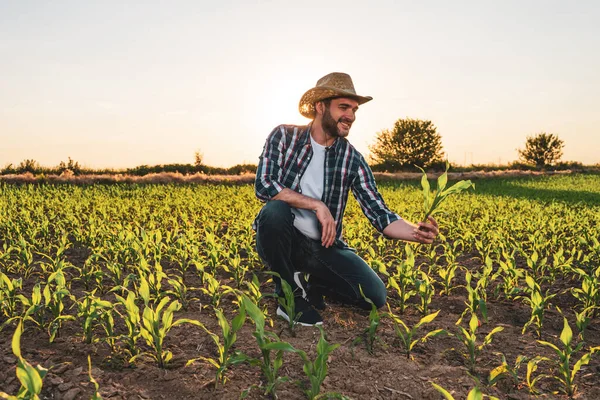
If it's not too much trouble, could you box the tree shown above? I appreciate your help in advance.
[517,132,564,168]
[369,118,444,170]
[194,150,204,167]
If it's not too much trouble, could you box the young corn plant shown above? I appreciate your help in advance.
[352,286,383,355]
[437,262,458,296]
[455,314,504,374]
[132,285,203,368]
[295,326,345,400]
[241,294,297,399]
[76,290,114,344]
[431,383,500,400]
[457,271,488,326]
[186,305,248,387]
[570,266,600,318]
[491,249,524,300]
[388,245,416,314]
[88,355,102,400]
[166,275,197,311]
[200,272,234,309]
[0,321,48,400]
[384,306,447,360]
[113,290,142,359]
[487,353,528,387]
[414,271,435,316]
[42,271,75,342]
[524,355,550,395]
[0,271,23,320]
[268,272,303,336]
[516,275,556,338]
[416,161,475,222]
[537,317,600,397]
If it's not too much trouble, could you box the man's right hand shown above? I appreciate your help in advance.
[315,202,336,248]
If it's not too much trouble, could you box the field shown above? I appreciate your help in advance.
[1,174,600,399]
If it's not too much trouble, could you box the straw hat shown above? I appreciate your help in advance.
[298,72,373,119]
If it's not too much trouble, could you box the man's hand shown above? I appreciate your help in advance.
[413,216,439,244]
[315,202,336,248]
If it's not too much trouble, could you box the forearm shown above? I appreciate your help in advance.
[382,219,421,242]
[272,188,323,211]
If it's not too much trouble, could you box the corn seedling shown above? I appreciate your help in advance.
[414,271,435,316]
[431,383,500,400]
[487,353,527,387]
[241,294,296,398]
[516,275,556,338]
[186,305,248,387]
[457,271,488,325]
[455,314,504,374]
[352,286,383,355]
[537,317,600,397]
[385,307,447,359]
[0,321,48,400]
[88,355,103,400]
[77,290,114,344]
[295,326,343,400]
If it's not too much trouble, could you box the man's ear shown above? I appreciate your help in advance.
[315,101,323,115]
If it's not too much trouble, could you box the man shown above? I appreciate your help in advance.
[254,72,439,326]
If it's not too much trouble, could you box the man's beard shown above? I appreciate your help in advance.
[321,107,349,138]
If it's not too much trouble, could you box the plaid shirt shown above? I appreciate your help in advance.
[255,123,401,242]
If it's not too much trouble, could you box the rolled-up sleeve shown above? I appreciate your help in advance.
[255,126,287,201]
[351,155,402,232]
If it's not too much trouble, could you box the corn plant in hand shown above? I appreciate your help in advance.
[416,161,475,222]
[384,307,447,359]
[537,317,600,397]
[186,305,248,387]
[455,314,504,374]
[0,321,48,400]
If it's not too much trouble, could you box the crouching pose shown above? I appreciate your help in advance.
[254,72,439,326]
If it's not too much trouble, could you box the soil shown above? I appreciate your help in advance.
[1,252,600,400]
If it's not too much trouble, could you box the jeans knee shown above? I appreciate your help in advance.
[358,280,387,309]
[257,200,293,230]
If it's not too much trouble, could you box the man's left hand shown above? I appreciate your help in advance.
[413,216,439,244]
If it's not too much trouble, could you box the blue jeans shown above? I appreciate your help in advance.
[254,200,387,309]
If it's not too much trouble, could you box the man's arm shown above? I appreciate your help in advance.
[273,188,336,248]
[382,216,439,245]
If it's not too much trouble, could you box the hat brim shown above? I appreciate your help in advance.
[299,87,373,119]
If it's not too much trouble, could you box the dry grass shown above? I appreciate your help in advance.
[0,169,585,185]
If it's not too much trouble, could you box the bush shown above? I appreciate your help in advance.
[517,132,564,168]
[369,118,444,170]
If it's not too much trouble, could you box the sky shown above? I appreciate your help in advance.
[1,1,599,169]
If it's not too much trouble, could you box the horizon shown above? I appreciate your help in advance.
[1,1,599,169]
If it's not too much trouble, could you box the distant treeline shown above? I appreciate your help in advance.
[0,158,258,176]
[0,158,597,177]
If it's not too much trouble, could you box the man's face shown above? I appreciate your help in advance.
[319,97,359,139]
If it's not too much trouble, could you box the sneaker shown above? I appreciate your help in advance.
[277,296,323,326]
[294,272,327,311]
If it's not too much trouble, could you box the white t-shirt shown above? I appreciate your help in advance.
[291,135,326,240]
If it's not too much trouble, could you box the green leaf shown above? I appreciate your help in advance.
[431,382,455,399]
[416,310,439,328]
[466,387,483,400]
[559,317,572,347]
[571,352,592,383]
[437,170,448,193]
[263,341,297,353]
